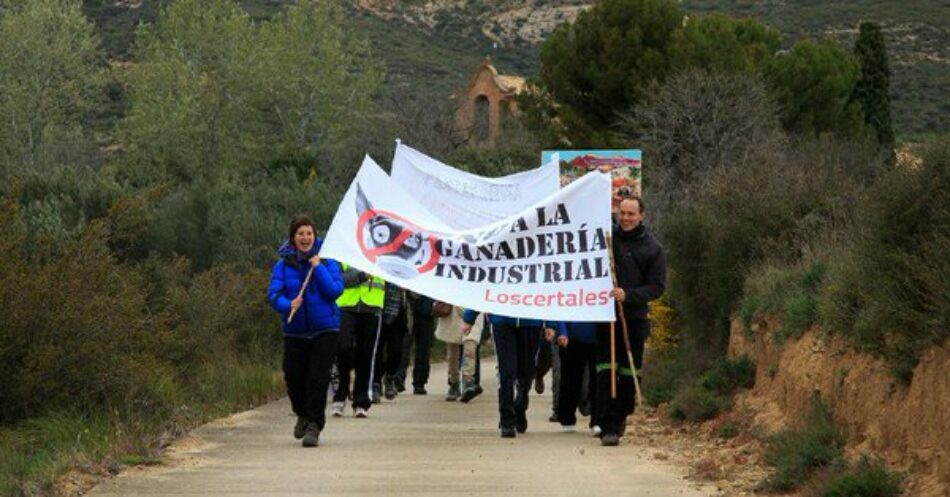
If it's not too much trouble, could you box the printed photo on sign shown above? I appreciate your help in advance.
[542,149,642,212]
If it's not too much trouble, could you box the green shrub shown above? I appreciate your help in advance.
[818,136,950,380]
[669,384,732,422]
[643,346,702,407]
[700,356,756,394]
[765,396,845,491]
[741,260,826,342]
[662,136,879,353]
[718,421,739,439]
[820,459,903,497]
[0,198,173,423]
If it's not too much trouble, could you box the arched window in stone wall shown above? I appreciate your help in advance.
[473,95,490,144]
[499,100,511,132]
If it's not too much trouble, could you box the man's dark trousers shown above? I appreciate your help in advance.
[334,311,382,410]
[411,315,434,388]
[492,323,541,430]
[594,317,648,436]
[375,307,409,384]
[557,339,596,428]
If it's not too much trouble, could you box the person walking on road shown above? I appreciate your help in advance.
[596,197,666,446]
[407,292,437,395]
[547,322,598,434]
[463,311,558,438]
[332,264,385,418]
[267,216,344,447]
[376,282,409,400]
[435,305,485,401]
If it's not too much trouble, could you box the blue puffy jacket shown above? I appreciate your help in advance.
[267,239,344,338]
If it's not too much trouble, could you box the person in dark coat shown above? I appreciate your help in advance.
[267,216,344,447]
[596,197,666,446]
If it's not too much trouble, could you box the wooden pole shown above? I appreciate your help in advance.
[287,265,315,324]
[607,235,645,408]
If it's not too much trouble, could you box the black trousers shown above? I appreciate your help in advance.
[333,311,381,410]
[411,315,434,387]
[557,340,597,427]
[492,323,541,429]
[594,317,648,436]
[375,307,409,383]
[283,333,338,431]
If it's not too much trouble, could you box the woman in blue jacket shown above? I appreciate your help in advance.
[267,216,344,447]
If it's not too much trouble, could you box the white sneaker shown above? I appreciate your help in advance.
[591,425,602,437]
[354,407,368,418]
[562,424,577,433]
[331,401,344,417]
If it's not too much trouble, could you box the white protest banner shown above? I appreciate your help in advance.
[391,141,560,229]
[320,155,614,321]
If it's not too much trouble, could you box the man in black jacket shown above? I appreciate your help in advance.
[596,197,667,446]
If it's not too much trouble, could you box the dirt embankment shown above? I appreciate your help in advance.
[729,319,949,496]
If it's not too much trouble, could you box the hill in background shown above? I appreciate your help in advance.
[83,0,948,139]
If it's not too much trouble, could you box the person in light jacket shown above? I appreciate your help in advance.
[434,305,485,401]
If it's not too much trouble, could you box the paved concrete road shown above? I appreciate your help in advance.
[89,361,716,497]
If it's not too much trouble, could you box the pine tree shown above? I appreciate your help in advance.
[851,22,894,150]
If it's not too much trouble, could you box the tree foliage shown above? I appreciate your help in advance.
[618,69,784,223]
[535,0,684,147]
[525,0,875,145]
[764,39,866,138]
[670,13,781,74]
[119,0,382,186]
[0,0,105,182]
[115,0,382,268]
[851,22,894,150]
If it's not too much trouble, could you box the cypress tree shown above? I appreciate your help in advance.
[851,22,894,150]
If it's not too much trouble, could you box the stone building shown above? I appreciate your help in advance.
[454,58,526,147]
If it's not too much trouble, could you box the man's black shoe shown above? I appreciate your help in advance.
[500,426,516,438]
[516,420,528,434]
[413,385,427,395]
[600,433,620,447]
[384,378,397,400]
[460,383,477,403]
[394,377,406,393]
[293,416,307,440]
[548,412,559,423]
[301,423,320,447]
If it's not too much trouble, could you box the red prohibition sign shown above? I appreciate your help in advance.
[356,209,441,274]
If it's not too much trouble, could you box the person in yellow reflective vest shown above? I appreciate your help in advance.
[331,263,385,418]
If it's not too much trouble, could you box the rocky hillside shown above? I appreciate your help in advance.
[83,0,948,137]
[350,0,948,138]
[730,318,949,497]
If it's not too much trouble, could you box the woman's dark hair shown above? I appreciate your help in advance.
[288,215,317,245]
